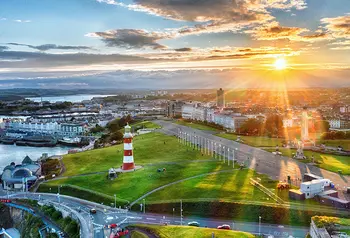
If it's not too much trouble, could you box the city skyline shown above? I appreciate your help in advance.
[0,0,350,88]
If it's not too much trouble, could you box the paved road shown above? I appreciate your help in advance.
[155,120,350,200]
[1,192,311,237]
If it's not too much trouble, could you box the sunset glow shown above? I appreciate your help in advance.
[274,58,287,70]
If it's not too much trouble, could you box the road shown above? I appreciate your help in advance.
[155,120,350,199]
[1,192,310,237]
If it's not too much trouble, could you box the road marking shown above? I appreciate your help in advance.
[106,216,113,220]
[146,218,157,221]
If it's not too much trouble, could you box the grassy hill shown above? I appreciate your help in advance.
[40,132,276,204]
[129,225,254,238]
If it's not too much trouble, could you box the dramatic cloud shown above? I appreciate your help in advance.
[322,14,350,39]
[247,23,330,42]
[96,0,308,36]
[87,29,170,49]
[7,43,93,51]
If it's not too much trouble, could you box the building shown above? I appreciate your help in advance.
[181,104,195,120]
[328,118,350,129]
[214,114,247,132]
[1,156,41,191]
[4,121,86,137]
[300,180,325,199]
[216,88,225,108]
[166,100,184,118]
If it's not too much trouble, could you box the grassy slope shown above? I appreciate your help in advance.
[44,132,270,201]
[265,148,350,175]
[175,120,221,132]
[130,230,149,238]
[318,140,350,151]
[217,133,285,147]
[132,225,254,238]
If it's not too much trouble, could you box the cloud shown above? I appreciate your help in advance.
[7,43,93,51]
[174,47,192,52]
[97,0,308,37]
[87,29,170,49]
[247,22,330,42]
[13,19,31,23]
[0,46,9,51]
[0,51,153,69]
[0,18,7,21]
[322,14,350,39]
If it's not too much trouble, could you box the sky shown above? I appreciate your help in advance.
[0,0,349,89]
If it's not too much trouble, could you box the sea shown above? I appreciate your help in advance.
[27,94,116,103]
[0,94,113,170]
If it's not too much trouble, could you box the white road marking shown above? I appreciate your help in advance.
[146,218,157,221]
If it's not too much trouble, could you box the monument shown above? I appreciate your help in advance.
[301,107,309,142]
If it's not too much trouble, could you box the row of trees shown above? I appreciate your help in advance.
[237,115,284,137]
[41,205,80,238]
[94,115,134,148]
[238,116,331,138]
[321,131,350,140]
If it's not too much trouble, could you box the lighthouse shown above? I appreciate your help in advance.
[122,124,135,170]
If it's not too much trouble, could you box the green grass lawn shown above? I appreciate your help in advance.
[145,169,276,203]
[131,121,161,129]
[318,140,350,151]
[217,133,285,147]
[265,148,350,175]
[44,132,263,202]
[175,120,222,132]
[62,132,212,176]
[129,225,254,238]
[130,230,148,238]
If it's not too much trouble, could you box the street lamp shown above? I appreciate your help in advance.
[259,216,261,236]
[114,194,116,208]
[143,199,146,213]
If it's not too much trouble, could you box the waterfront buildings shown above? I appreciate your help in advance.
[1,120,87,137]
[166,100,184,118]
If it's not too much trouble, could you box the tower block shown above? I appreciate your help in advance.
[122,124,135,170]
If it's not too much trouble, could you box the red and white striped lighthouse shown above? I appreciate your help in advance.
[122,124,135,170]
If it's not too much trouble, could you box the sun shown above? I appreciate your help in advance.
[274,58,287,70]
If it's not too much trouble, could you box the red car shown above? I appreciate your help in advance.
[217,224,231,230]
[0,199,11,203]
[108,224,117,229]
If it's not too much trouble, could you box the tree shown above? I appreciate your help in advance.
[264,115,283,137]
[314,120,330,132]
[109,131,124,141]
[239,118,263,135]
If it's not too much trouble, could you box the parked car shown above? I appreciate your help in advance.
[90,208,97,214]
[217,224,231,230]
[0,199,11,203]
[188,221,200,227]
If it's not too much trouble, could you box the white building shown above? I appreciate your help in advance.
[300,180,325,199]
[182,104,195,120]
[5,121,86,136]
[283,118,294,128]
[214,114,247,132]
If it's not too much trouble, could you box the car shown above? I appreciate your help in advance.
[108,223,117,229]
[0,199,11,203]
[90,208,97,214]
[187,221,200,227]
[217,224,231,230]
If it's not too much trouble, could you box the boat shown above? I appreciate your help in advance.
[58,137,81,147]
